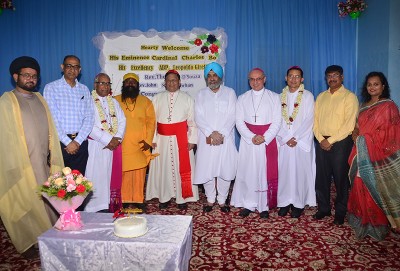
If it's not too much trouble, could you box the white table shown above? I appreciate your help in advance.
[38,212,192,271]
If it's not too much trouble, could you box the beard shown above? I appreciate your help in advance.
[207,81,221,90]
[122,85,140,101]
[17,81,36,92]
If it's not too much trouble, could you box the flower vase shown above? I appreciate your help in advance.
[349,11,360,19]
[42,194,86,230]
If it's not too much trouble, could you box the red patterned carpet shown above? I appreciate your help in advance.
[1,187,400,271]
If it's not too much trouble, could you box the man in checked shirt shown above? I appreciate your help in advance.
[44,55,94,175]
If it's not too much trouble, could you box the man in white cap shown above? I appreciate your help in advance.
[0,56,64,256]
[194,62,237,213]
[231,67,281,219]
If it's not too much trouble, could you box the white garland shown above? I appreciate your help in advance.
[92,90,118,135]
[281,84,304,125]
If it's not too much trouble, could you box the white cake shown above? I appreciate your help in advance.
[114,216,148,238]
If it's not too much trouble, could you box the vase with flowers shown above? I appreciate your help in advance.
[338,0,367,19]
[39,167,93,230]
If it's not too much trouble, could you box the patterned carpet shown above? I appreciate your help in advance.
[1,187,400,271]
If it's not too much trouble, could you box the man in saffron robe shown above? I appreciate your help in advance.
[146,70,199,210]
[0,56,64,255]
[231,68,281,219]
[194,62,237,213]
[276,66,316,218]
[85,73,126,212]
[115,73,155,211]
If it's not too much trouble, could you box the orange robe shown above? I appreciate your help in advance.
[115,95,156,203]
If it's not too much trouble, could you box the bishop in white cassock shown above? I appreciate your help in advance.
[194,62,238,213]
[231,68,281,219]
[85,73,126,212]
[276,66,316,219]
[146,70,199,210]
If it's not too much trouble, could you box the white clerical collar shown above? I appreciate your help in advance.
[252,88,265,96]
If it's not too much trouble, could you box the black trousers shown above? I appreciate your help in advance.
[315,135,353,218]
[61,140,89,175]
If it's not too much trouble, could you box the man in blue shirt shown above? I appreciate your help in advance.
[44,55,94,175]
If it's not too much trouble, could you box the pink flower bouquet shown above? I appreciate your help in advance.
[39,167,93,230]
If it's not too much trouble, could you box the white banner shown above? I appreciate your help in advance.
[93,28,227,99]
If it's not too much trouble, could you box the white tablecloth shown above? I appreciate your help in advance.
[38,212,192,271]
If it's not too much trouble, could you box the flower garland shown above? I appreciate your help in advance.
[281,84,304,125]
[92,90,118,135]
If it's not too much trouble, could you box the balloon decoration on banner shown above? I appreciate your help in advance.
[0,0,15,15]
[337,0,367,19]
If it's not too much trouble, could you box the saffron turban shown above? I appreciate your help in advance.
[204,62,223,79]
[123,73,139,82]
[9,56,40,76]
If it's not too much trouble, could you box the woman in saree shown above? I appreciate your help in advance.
[348,72,400,240]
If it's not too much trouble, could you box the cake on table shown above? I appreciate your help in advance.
[114,216,148,238]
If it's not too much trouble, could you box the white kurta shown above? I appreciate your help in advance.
[194,86,238,183]
[230,88,281,212]
[277,88,316,209]
[85,97,126,212]
[146,90,199,204]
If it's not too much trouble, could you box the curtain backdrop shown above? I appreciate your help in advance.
[0,0,357,98]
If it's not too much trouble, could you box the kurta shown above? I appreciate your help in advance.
[231,88,281,212]
[85,96,126,212]
[194,86,238,183]
[146,90,199,204]
[115,95,155,171]
[276,88,316,209]
[0,91,64,253]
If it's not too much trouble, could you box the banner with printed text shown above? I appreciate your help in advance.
[93,28,227,98]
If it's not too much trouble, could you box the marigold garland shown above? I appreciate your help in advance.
[92,90,118,135]
[281,84,304,125]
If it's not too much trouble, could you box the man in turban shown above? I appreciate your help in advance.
[44,55,94,176]
[193,62,238,213]
[0,56,64,256]
[231,68,281,219]
[146,70,199,210]
[114,73,156,212]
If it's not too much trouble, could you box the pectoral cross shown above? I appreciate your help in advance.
[252,114,258,123]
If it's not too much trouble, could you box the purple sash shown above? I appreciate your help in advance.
[245,122,278,209]
[109,145,122,212]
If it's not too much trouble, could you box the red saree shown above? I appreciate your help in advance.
[348,100,400,240]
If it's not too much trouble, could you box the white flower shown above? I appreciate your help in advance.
[62,167,72,175]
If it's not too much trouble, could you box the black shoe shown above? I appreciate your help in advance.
[260,211,269,219]
[290,206,304,218]
[203,205,213,212]
[159,201,170,209]
[177,203,188,210]
[239,208,252,217]
[122,203,130,209]
[333,216,345,225]
[136,203,146,212]
[313,210,331,220]
[97,209,110,213]
[220,205,230,213]
[278,205,291,217]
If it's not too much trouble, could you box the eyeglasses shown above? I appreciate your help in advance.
[249,77,264,82]
[19,73,38,80]
[326,74,341,79]
[96,82,112,86]
[288,75,301,79]
[64,64,81,70]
